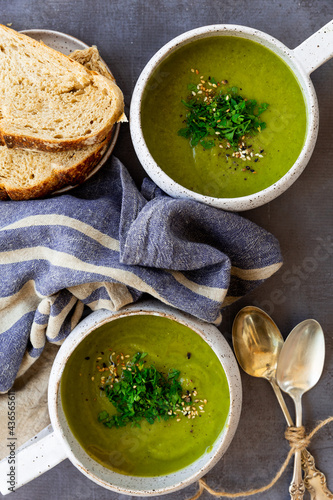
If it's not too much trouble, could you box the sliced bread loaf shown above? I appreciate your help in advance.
[0,25,125,152]
[0,45,117,200]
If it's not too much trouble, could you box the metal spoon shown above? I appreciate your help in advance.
[277,319,325,500]
[232,306,290,422]
[232,306,332,500]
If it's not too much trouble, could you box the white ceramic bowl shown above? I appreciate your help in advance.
[130,22,333,211]
[0,300,242,496]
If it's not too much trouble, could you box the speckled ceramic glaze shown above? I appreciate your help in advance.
[47,300,242,495]
[0,301,241,496]
[19,29,120,194]
[130,22,333,211]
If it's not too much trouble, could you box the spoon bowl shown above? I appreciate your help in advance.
[277,319,325,397]
[232,305,284,382]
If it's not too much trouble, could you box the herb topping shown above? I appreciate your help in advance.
[97,352,206,428]
[178,75,269,152]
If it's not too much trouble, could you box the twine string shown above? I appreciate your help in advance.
[187,416,333,500]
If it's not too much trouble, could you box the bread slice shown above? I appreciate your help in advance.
[0,46,117,200]
[0,25,124,152]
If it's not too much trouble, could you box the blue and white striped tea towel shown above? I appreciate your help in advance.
[0,157,282,392]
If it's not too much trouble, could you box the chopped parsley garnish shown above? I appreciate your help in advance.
[98,352,203,428]
[178,78,268,150]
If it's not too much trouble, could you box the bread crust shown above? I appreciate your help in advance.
[2,128,111,152]
[0,25,124,152]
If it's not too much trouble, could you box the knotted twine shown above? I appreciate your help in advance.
[187,416,333,499]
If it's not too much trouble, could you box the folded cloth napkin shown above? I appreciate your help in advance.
[0,156,282,392]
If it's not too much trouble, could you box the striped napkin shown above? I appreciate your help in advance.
[0,157,282,392]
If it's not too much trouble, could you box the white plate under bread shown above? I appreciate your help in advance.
[19,29,120,195]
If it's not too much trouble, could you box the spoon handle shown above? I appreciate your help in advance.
[270,378,293,426]
[290,449,306,499]
[270,380,333,499]
[290,397,305,500]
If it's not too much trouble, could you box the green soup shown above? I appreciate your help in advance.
[141,36,307,198]
[61,315,230,476]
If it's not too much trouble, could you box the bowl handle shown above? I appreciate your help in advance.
[0,424,67,495]
[292,19,333,74]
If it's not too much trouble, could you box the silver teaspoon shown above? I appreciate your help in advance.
[277,319,325,500]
